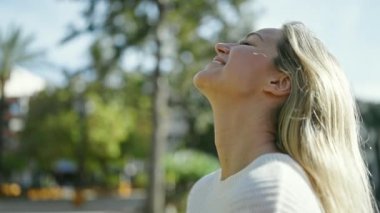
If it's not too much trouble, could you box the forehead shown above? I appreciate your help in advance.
[245,28,282,44]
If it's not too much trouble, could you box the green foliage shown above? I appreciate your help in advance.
[357,101,380,202]
[86,93,132,159]
[2,151,28,175]
[0,25,44,79]
[134,172,149,189]
[61,0,257,157]
[165,149,219,188]
[21,86,136,184]
[131,149,219,210]
[119,73,152,158]
[165,149,219,212]
[0,25,44,177]
[19,1,259,209]
[21,89,77,170]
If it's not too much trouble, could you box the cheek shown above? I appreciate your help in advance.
[223,52,270,94]
[226,52,267,80]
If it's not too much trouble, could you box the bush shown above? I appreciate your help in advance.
[165,149,219,212]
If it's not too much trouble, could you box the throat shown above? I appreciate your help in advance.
[215,128,279,180]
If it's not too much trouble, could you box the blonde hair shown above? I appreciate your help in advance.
[274,22,378,213]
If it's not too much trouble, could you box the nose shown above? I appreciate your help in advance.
[215,43,230,54]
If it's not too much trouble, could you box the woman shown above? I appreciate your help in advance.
[186,22,378,213]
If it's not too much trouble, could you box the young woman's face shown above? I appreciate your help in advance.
[193,28,283,99]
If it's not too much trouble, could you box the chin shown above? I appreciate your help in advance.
[194,63,221,86]
[193,67,214,91]
[193,71,207,93]
[193,62,227,101]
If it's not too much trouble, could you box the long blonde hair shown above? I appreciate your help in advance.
[274,22,378,213]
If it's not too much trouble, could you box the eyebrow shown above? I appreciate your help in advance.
[245,32,264,41]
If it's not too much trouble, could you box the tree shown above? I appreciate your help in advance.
[358,101,380,203]
[0,25,43,180]
[61,0,257,212]
[165,149,219,211]
[21,80,135,187]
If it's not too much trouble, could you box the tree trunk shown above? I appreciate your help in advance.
[73,91,87,206]
[146,1,168,212]
[147,73,169,213]
[0,74,5,182]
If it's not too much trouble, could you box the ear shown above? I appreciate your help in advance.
[263,73,291,97]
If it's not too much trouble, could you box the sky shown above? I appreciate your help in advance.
[0,0,90,83]
[0,0,379,102]
[253,0,380,102]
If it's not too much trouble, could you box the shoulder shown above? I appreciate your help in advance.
[249,153,310,184]
[232,154,322,212]
[186,170,220,212]
[188,169,219,196]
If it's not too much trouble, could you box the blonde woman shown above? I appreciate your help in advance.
[186,22,378,213]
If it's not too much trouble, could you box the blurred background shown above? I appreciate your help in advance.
[0,0,379,212]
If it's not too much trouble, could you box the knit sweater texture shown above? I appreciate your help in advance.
[186,153,322,213]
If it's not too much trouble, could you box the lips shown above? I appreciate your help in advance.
[212,56,226,65]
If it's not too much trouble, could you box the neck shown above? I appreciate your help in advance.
[211,98,280,180]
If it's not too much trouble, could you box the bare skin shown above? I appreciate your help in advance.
[193,28,290,180]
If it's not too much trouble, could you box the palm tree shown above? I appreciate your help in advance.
[0,25,43,180]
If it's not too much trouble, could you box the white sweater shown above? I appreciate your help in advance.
[186,153,322,213]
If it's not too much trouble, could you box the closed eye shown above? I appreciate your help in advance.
[239,41,254,46]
